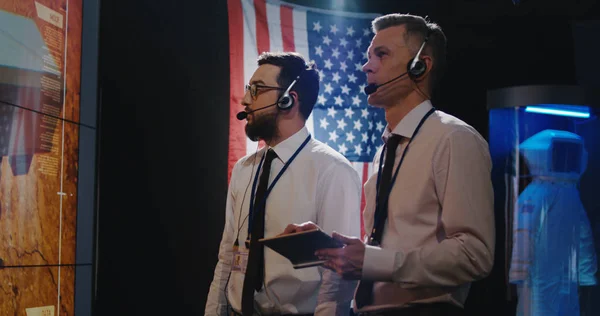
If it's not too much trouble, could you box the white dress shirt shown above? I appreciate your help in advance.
[356,100,496,312]
[206,126,361,315]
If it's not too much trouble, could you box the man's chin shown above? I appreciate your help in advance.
[366,94,385,108]
[243,110,279,142]
[244,129,259,142]
[245,125,265,142]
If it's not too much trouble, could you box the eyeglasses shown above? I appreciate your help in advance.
[245,83,285,100]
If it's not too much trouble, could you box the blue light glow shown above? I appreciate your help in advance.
[525,105,590,118]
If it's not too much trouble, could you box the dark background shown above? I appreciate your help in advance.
[94,0,600,315]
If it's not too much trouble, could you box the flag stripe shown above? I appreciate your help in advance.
[242,0,260,156]
[292,8,309,65]
[266,2,284,53]
[227,0,246,181]
[247,0,270,153]
[280,5,295,52]
[254,0,270,55]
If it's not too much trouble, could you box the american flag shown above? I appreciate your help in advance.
[227,0,384,238]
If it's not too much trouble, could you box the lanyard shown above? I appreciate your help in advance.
[370,107,436,245]
[247,134,312,239]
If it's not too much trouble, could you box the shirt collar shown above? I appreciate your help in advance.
[382,100,433,142]
[269,126,310,163]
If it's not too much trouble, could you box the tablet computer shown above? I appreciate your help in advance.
[259,229,344,269]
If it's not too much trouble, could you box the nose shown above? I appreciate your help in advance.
[362,59,374,74]
[241,89,252,107]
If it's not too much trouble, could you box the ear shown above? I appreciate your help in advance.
[418,55,434,81]
[290,90,298,110]
[288,90,299,105]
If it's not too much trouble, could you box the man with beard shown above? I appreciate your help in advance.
[205,52,361,316]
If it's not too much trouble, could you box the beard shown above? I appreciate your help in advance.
[245,110,279,142]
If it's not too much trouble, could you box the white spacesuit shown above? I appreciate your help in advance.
[509,129,597,316]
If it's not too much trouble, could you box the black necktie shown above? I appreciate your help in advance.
[355,134,402,309]
[242,149,277,316]
[371,134,401,245]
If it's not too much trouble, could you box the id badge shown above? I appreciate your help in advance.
[231,247,249,274]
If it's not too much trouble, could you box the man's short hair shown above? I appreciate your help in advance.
[257,52,319,120]
[372,14,447,91]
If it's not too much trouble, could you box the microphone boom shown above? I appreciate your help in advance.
[236,101,279,120]
[363,71,409,95]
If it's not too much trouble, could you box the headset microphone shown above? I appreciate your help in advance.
[364,71,409,95]
[236,111,249,121]
[236,101,278,120]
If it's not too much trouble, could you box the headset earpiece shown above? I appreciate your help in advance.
[277,93,294,110]
[407,58,427,79]
[407,31,431,80]
[277,66,308,110]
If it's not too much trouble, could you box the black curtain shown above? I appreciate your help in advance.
[96,0,229,314]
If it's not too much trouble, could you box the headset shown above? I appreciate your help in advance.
[406,30,432,81]
[276,66,309,110]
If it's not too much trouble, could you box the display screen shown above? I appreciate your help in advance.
[0,0,88,314]
[0,0,81,121]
